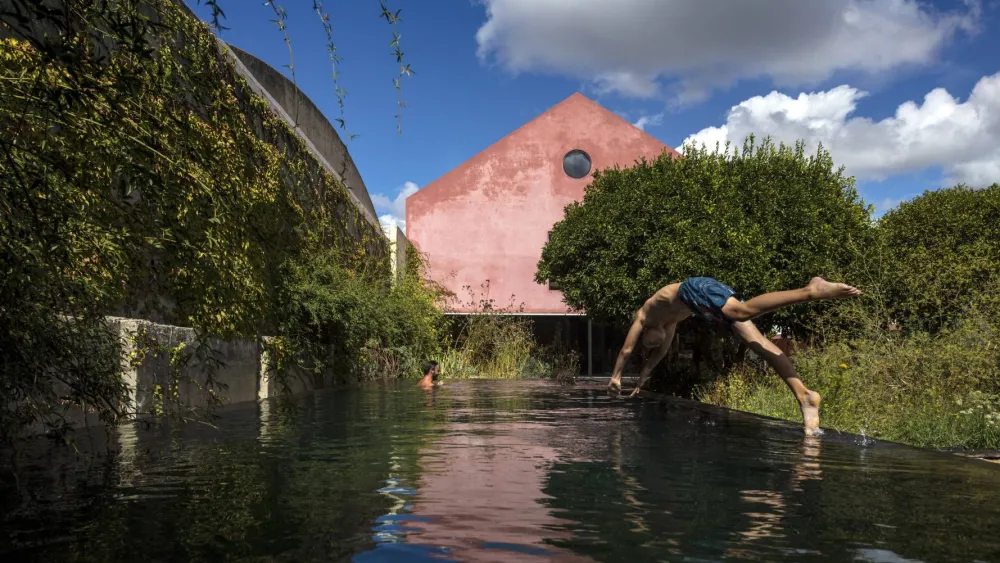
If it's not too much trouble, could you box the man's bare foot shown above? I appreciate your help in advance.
[607,378,622,397]
[806,277,862,301]
[800,390,822,436]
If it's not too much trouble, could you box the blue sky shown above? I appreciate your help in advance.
[184,1,1000,230]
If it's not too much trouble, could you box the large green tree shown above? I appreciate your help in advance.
[536,137,874,333]
[877,184,1000,333]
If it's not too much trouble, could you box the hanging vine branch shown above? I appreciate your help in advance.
[194,1,413,137]
[199,0,228,32]
[379,0,413,135]
[263,1,298,127]
[312,0,356,141]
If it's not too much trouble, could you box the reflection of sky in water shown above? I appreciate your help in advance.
[855,548,926,563]
[353,456,456,562]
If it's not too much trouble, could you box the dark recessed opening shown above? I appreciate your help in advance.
[562,149,592,179]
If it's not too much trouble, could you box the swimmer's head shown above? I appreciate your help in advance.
[641,326,666,349]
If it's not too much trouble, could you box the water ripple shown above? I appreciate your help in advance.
[2,380,999,563]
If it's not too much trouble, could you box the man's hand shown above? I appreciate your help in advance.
[607,378,622,397]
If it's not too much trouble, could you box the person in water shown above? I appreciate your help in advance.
[417,360,441,390]
[607,277,862,436]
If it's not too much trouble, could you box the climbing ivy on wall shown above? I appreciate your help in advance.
[0,0,416,439]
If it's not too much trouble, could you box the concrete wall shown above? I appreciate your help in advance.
[172,0,380,230]
[406,93,679,314]
[226,45,379,224]
[27,317,322,436]
[383,225,410,283]
[110,318,320,414]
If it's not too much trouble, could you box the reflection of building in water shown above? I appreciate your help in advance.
[407,422,596,563]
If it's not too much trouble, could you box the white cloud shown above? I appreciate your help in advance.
[681,72,1000,187]
[372,181,420,234]
[633,113,664,131]
[379,213,403,235]
[475,0,979,100]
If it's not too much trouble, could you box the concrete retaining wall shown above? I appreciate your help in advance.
[110,318,322,415]
[27,318,325,437]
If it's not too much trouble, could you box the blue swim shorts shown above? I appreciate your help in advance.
[677,277,740,323]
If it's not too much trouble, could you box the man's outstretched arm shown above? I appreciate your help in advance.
[608,313,644,392]
[628,323,675,397]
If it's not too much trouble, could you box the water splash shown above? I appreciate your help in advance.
[857,427,874,447]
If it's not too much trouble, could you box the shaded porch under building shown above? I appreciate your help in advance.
[444,313,766,397]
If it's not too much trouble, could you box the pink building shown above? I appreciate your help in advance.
[406,93,679,374]
[407,93,678,316]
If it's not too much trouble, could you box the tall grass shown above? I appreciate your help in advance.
[439,283,537,379]
[698,296,1000,450]
[437,282,580,381]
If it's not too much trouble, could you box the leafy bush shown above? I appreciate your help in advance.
[274,247,446,384]
[537,137,873,334]
[876,184,1000,334]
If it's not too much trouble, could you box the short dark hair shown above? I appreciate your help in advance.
[422,360,439,376]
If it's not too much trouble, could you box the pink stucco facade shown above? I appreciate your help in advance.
[406,422,594,562]
[407,93,679,314]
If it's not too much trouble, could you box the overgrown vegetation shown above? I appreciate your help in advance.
[433,282,581,382]
[0,0,427,442]
[440,283,539,380]
[699,300,1000,449]
[539,140,1000,450]
[273,247,445,385]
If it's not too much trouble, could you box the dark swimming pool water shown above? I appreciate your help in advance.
[2,380,999,562]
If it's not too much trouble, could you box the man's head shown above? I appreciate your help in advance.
[641,326,666,349]
[422,360,440,380]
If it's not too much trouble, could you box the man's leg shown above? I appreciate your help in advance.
[729,320,822,436]
[721,277,861,322]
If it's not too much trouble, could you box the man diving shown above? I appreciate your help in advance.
[607,276,862,435]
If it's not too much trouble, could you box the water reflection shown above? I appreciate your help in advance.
[403,417,593,562]
[2,381,1000,563]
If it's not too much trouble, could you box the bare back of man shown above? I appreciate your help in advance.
[607,276,861,436]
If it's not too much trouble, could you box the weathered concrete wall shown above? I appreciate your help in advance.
[26,318,324,436]
[407,93,679,314]
[227,45,379,224]
[110,318,265,413]
[111,318,323,415]
[173,0,381,232]
[383,225,410,283]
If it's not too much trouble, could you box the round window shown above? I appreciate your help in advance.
[562,149,592,179]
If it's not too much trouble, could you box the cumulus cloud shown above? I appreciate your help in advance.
[681,72,1000,187]
[379,214,403,235]
[633,113,664,131]
[372,181,420,234]
[475,0,979,100]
